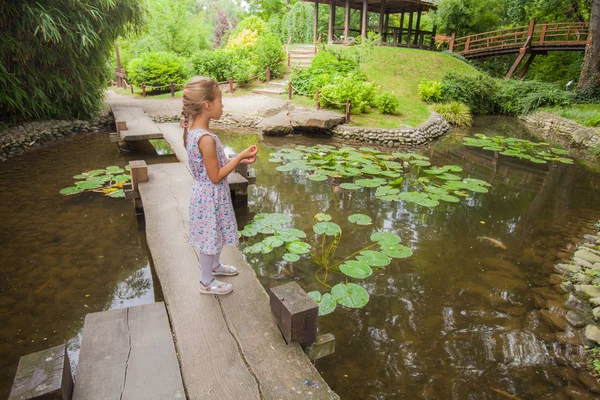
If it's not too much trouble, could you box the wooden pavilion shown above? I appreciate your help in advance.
[305,0,437,49]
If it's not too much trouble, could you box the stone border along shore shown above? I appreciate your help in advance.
[149,110,452,147]
[520,112,600,153]
[0,116,114,162]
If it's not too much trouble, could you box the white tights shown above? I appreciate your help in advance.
[199,250,221,283]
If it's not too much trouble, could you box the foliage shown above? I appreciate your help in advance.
[127,52,189,89]
[241,212,412,316]
[60,165,132,198]
[548,104,600,127]
[225,29,260,51]
[269,144,491,208]
[375,92,401,115]
[1,0,145,123]
[496,79,574,115]
[463,133,574,164]
[433,0,506,36]
[418,80,444,103]
[281,2,314,43]
[213,9,235,48]
[526,52,584,89]
[320,75,378,113]
[432,102,473,127]
[230,15,268,41]
[440,73,500,114]
[252,34,287,81]
[190,49,254,84]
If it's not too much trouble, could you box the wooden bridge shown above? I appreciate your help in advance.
[444,19,589,78]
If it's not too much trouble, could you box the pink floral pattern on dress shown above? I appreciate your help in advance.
[187,128,239,255]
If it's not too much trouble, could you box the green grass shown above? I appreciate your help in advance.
[544,104,600,127]
[109,86,184,99]
[285,46,481,128]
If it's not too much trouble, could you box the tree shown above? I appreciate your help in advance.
[579,0,600,95]
[0,0,145,123]
[433,0,506,36]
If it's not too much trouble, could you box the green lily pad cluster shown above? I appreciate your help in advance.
[463,134,574,164]
[241,212,413,316]
[59,165,131,198]
[268,145,491,208]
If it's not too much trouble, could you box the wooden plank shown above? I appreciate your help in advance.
[73,303,185,400]
[139,162,338,399]
[112,107,163,141]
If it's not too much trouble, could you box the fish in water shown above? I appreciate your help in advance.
[477,236,507,250]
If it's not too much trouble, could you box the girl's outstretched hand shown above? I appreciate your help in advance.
[240,145,258,164]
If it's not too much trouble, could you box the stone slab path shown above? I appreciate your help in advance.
[112,106,163,141]
[138,160,338,399]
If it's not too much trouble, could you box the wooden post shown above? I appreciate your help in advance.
[407,7,413,47]
[328,0,336,43]
[287,52,291,67]
[316,89,321,110]
[413,9,422,45]
[527,18,536,37]
[288,81,292,100]
[142,83,147,97]
[170,82,175,97]
[130,84,134,94]
[430,25,437,49]
[115,43,123,88]
[384,13,389,43]
[129,160,148,194]
[399,12,405,45]
[378,0,386,42]
[266,66,271,83]
[345,98,351,123]
[304,333,336,361]
[344,0,350,41]
[314,0,319,43]
[229,77,234,93]
[269,282,318,348]
[9,344,73,400]
[540,24,547,44]
[517,53,536,79]
[449,32,456,52]
[361,0,368,39]
[465,36,471,52]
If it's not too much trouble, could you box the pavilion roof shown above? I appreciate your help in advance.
[306,0,437,14]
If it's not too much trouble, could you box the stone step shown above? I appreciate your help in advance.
[290,54,315,60]
[268,81,287,87]
[290,58,313,64]
[252,87,285,95]
[289,49,315,55]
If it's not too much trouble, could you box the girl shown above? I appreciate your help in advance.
[182,76,258,295]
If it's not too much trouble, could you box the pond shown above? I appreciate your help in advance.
[1,116,599,399]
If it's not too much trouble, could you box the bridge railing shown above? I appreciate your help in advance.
[450,21,589,55]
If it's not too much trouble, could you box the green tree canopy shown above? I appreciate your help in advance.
[1,0,145,123]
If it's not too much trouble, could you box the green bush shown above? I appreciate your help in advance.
[418,80,443,103]
[432,101,473,127]
[127,52,189,89]
[320,75,378,113]
[253,34,286,81]
[190,49,254,84]
[441,73,499,114]
[291,51,359,95]
[496,79,573,115]
[375,92,400,114]
[281,2,314,43]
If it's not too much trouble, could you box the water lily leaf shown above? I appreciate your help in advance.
[314,213,332,222]
[382,245,412,258]
[355,178,385,188]
[73,173,89,179]
[340,260,373,279]
[125,165,131,171]
[241,226,258,237]
[442,165,463,172]
[87,169,106,176]
[339,183,361,190]
[308,174,328,181]
[60,186,85,195]
[313,222,341,236]
[436,173,462,181]
[263,236,284,248]
[424,168,445,175]
[361,167,383,175]
[75,180,102,189]
[388,177,404,186]
[268,158,283,163]
[283,253,300,262]
[106,166,124,174]
[276,165,296,172]
[437,194,460,203]
[557,157,574,164]
[308,291,337,316]
[286,241,311,254]
[108,189,125,198]
[551,148,569,155]
[360,147,381,153]
[279,228,306,239]
[376,186,399,196]
[331,283,369,308]
[409,160,431,167]
[348,214,372,225]
[358,250,391,267]
[417,197,439,207]
[370,232,401,244]
[113,174,130,182]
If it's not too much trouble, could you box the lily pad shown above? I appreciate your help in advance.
[381,245,412,258]
[108,189,125,198]
[283,253,300,262]
[357,250,391,267]
[331,283,369,308]
[348,214,372,225]
[355,178,385,188]
[308,174,328,182]
[263,236,284,248]
[339,183,361,190]
[308,291,337,316]
[370,232,401,244]
[286,241,311,255]
[314,213,332,222]
[340,260,373,279]
[313,222,341,236]
[60,186,85,195]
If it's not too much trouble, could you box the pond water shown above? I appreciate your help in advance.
[1,117,599,399]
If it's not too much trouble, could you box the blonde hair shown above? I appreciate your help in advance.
[181,76,220,148]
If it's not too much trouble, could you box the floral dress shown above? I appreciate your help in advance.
[187,128,239,255]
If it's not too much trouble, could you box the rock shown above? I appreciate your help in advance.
[563,385,597,400]
[565,293,588,312]
[290,110,346,130]
[574,285,600,299]
[255,111,294,136]
[593,263,600,271]
[549,273,564,285]
[573,257,594,269]
[584,324,600,345]
[575,249,600,264]
[540,309,569,330]
[576,371,600,395]
[590,297,600,307]
[555,263,582,274]
[593,307,600,320]
[565,310,589,327]
[556,331,583,345]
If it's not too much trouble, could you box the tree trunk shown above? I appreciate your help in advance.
[579,0,600,94]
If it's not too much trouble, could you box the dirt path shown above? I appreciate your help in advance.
[105,90,288,117]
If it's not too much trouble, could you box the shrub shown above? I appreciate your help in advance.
[281,2,313,43]
[291,51,359,95]
[320,75,378,113]
[253,34,286,81]
[496,79,573,115]
[440,73,499,114]
[127,52,189,89]
[418,80,443,103]
[375,92,400,114]
[190,49,254,84]
[432,101,473,127]
[225,29,260,51]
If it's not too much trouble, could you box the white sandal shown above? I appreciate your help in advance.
[199,278,233,295]
[212,264,238,276]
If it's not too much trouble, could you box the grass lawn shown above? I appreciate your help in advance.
[284,46,481,128]
[543,104,600,128]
